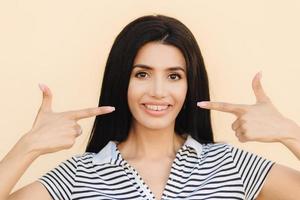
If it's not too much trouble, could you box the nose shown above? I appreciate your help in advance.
[149,76,166,98]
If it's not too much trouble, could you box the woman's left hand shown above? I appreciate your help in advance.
[197,71,299,143]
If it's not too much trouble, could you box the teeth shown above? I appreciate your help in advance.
[145,104,169,111]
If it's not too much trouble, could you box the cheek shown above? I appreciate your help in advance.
[127,80,144,108]
[128,80,142,96]
[171,83,188,105]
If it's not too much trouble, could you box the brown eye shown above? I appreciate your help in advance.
[169,73,181,80]
[135,71,149,78]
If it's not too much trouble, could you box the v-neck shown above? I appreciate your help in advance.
[115,144,186,200]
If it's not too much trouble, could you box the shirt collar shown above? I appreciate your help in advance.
[92,141,118,165]
[92,135,202,165]
[183,135,203,156]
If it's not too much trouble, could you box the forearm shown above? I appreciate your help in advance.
[279,119,300,160]
[0,133,40,200]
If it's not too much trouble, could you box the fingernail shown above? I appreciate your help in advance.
[38,83,45,92]
[258,71,262,80]
[197,102,208,107]
[102,106,115,112]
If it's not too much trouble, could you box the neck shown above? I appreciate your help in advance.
[117,122,186,160]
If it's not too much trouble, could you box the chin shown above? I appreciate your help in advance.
[144,120,175,130]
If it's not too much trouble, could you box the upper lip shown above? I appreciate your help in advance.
[142,102,172,106]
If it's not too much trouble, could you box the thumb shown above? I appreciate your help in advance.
[252,71,271,103]
[38,83,53,112]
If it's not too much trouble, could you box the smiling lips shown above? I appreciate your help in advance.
[141,103,172,116]
[144,104,169,111]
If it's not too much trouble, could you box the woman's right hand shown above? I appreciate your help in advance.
[23,84,115,156]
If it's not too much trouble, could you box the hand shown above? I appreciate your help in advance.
[197,72,298,143]
[24,84,115,155]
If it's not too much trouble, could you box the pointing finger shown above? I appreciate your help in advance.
[252,71,271,103]
[64,106,115,120]
[38,83,53,112]
[197,101,246,115]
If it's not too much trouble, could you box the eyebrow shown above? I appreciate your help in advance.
[132,64,186,72]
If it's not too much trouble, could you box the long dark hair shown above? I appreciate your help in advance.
[86,15,214,153]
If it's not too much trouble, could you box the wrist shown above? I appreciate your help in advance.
[1,132,41,168]
[16,132,42,159]
[278,118,300,144]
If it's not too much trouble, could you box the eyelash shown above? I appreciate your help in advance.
[134,71,182,80]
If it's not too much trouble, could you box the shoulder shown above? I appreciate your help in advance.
[64,152,99,170]
[199,142,274,168]
[48,152,97,173]
[200,142,273,164]
[72,152,96,164]
[200,142,234,158]
[200,142,265,158]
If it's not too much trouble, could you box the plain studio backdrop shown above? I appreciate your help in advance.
[0,0,299,191]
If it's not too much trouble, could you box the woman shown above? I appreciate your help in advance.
[1,15,299,200]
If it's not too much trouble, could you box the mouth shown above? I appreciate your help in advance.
[141,103,172,117]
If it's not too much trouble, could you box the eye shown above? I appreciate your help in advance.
[168,73,181,80]
[135,71,149,79]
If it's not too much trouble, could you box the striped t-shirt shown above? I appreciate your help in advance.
[38,135,274,200]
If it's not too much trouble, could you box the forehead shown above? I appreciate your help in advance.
[133,42,186,70]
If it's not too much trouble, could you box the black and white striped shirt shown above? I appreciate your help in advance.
[39,135,274,200]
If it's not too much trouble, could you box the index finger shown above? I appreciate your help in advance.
[64,106,115,120]
[197,101,246,115]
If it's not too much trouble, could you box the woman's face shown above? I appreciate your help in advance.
[127,42,187,131]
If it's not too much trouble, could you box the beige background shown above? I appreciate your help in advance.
[0,0,299,191]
